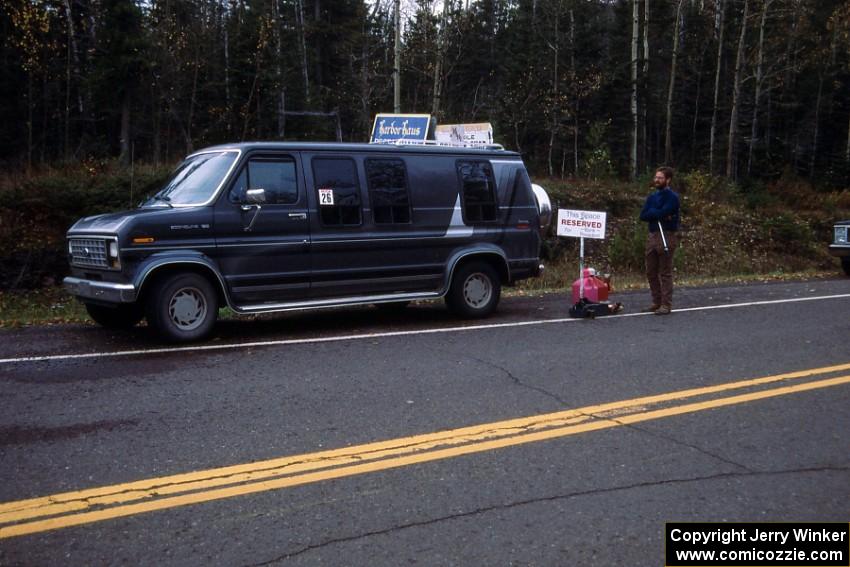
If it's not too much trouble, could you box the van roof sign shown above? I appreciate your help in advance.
[370,114,431,144]
[435,123,494,146]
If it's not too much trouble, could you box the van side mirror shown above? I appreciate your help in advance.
[245,188,267,204]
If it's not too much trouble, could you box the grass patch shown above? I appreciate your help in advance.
[512,266,837,297]
[0,268,839,328]
[0,287,89,327]
[0,288,243,328]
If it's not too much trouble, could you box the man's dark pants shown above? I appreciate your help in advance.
[645,231,678,308]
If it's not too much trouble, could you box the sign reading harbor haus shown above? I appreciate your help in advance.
[370,114,431,144]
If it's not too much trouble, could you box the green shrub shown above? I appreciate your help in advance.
[680,170,736,202]
[0,161,173,288]
[580,121,616,180]
[608,221,646,272]
[762,213,813,254]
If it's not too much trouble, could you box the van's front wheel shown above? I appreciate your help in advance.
[445,262,501,318]
[146,272,218,342]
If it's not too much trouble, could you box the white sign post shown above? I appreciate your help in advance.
[556,209,607,302]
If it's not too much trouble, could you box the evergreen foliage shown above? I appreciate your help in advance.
[0,0,848,184]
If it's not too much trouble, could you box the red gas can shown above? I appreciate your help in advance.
[572,268,610,304]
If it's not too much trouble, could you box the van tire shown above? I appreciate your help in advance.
[445,261,501,318]
[842,257,850,277]
[85,302,144,329]
[146,272,218,342]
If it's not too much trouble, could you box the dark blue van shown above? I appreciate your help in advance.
[64,142,552,342]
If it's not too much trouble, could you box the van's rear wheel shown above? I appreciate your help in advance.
[146,272,218,342]
[445,262,501,318]
[842,257,850,277]
[85,302,144,329]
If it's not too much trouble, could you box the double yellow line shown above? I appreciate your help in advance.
[3,362,850,540]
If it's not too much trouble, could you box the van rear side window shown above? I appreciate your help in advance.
[457,160,497,222]
[365,158,411,224]
[312,157,362,226]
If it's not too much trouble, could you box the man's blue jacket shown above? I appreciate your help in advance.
[640,187,680,233]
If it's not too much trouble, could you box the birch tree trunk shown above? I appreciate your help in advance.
[432,0,450,117]
[41,72,48,164]
[665,0,684,164]
[119,91,131,166]
[726,0,749,179]
[747,0,770,176]
[358,0,382,133]
[709,0,725,174]
[570,7,578,175]
[314,0,323,88]
[548,9,559,177]
[273,0,285,138]
[64,34,71,159]
[815,25,839,176]
[810,75,823,178]
[782,5,800,163]
[27,73,33,173]
[846,110,850,162]
[153,84,161,165]
[641,0,649,167]
[394,0,401,113]
[296,0,310,103]
[61,0,82,112]
[631,0,639,179]
[62,0,78,158]
[691,49,704,155]
[186,45,199,153]
[766,90,772,155]
[224,21,232,135]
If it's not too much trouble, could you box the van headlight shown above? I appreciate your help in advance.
[107,239,121,269]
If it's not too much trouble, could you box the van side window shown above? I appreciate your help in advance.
[228,157,297,204]
[457,160,497,222]
[365,158,411,224]
[312,158,362,226]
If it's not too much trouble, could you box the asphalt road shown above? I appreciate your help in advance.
[1,278,849,566]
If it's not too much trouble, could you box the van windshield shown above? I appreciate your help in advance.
[143,151,237,207]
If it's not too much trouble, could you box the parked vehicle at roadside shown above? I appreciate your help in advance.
[64,141,552,342]
[830,220,850,276]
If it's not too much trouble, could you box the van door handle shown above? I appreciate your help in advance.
[288,213,307,220]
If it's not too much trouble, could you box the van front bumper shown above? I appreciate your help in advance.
[63,277,137,303]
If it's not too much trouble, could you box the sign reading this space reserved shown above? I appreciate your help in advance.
[556,209,607,239]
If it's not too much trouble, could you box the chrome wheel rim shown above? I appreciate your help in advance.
[168,286,207,331]
[462,273,492,308]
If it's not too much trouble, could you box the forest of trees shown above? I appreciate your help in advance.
[2,0,850,185]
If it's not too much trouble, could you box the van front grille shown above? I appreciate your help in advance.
[70,238,109,269]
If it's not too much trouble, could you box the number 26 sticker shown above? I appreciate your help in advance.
[318,188,334,206]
